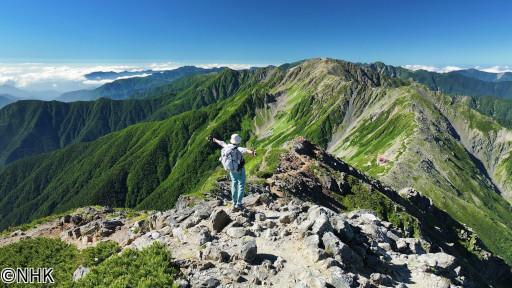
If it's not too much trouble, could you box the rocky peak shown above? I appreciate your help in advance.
[1,139,510,287]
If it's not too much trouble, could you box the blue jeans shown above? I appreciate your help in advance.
[229,168,246,206]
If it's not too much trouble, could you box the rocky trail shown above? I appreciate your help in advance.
[1,139,510,287]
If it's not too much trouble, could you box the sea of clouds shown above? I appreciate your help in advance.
[402,64,512,74]
[0,62,254,93]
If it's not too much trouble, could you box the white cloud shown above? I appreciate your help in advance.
[403,64,512,74]
[402,65,463,73]
[475,65,512,73]
[196,63,254,70]
[148,62,181,71]
[0,63,141,89]
[81,73,152,85]
[0,61,257,92]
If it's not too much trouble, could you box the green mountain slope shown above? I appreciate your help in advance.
[0,98,162,166]
[0,69,245,166]
[466,95,512,128]
[1,58,511,267]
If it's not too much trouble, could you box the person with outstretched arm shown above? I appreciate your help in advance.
[209,134,256,211]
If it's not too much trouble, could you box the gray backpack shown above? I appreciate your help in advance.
[220,145,243,172]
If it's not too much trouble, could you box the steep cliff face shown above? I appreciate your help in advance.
[426,94,512,202]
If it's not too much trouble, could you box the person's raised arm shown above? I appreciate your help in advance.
[211,137,226,148]
[243,148,256,156]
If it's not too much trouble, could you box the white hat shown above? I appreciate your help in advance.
[230,134,242,145]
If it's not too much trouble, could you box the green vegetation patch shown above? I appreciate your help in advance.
[0,237,79,287]
[336,175,421,237]
[343,104,415,176]
[0,238,178,288]
[76,242,178,288]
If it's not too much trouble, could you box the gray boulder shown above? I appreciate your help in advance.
[410,253,456,273]
[101,220,123,230]
[226,227,247,238]
[328,266,353,288]
[210,209,232,233]
[71,215,83,225]
[330,215,354,242]
[279,213,293,224]
[304,234,328,262]
[99,227,114,237]
[198,227,212,245]
[369,273,393,286]
[311,213,333,236]
[201,277,220,288]
[202,244,230,262]
[322,232,362,268]
[237,239,257,263]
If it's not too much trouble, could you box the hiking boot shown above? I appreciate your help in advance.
[231,205,240,212]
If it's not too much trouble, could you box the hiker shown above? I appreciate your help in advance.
[209,134,256,211]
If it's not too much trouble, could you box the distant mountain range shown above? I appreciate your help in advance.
[451,68,512,82]
[370,64,512,99]
[0,94,17,108]
[84,69,155,81]
[57,66,223,102]
[0,84,60,101]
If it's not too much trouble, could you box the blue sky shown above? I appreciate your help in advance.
[1,0,511,66]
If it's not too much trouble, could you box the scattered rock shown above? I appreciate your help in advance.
[99,227,114,237]
[159,226,173,236]
[226,227,247,238]
[328,266,354,288]
[244,194,262,206]
[201,277,220,288]
[202,244,230,263]
[370,273,393,286]
[62,215,72,224]
[279,213,293,224]
[330,215,354,242]
[255,212,266,221]
[322,232,362,268]
[101,220,123,230]
[199,261,215,271]
[71,215,83,225]
[175,278,190,288]
[72,265,90,281]
[198,227,212,245]
[237,239,257,263]
[410,253,456,273]
[311,213,332,236]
